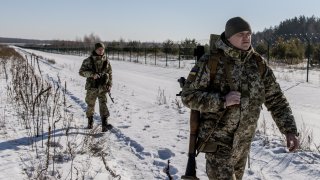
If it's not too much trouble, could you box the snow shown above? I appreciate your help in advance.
[0,47,320,180]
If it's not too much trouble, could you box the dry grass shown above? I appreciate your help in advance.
[0,46,120,179]
[0,45,24,60]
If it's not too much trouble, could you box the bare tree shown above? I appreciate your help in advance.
[83,33,101,44]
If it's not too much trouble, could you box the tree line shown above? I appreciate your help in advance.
[21,34,204,58]
[252,15,320,65]
[7,15,320,65]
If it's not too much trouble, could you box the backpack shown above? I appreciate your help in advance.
[207,34,266,85]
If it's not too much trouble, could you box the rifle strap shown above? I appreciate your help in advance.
[225,59,235,90]
[196,52,225,156]
[207,52,266,87]
[196,108,227,155]
[89,56,97,73]
[208,51,222,89]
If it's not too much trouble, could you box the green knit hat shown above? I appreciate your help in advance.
[95,42,105,50]
[225,17,251,39]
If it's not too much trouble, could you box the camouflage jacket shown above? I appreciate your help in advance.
[79,51,112,90]
[181,36,297,162]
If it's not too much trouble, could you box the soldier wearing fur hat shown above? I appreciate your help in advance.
[181,17,299,179]
[79,42,112,132]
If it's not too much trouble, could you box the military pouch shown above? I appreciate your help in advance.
[198,143,218,153]
[196,139,219,153]
[197,138,231,154]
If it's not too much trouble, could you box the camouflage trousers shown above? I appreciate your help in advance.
[85,89,110,118]
[205,145,248,180]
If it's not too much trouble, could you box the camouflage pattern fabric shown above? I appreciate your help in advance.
[205,145,234,180]
[79,51,112,118]
[79,51,112,90]
[181,35,297,179]
[85,88,110,118]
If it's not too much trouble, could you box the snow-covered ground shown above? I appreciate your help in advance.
[0,47,320,180]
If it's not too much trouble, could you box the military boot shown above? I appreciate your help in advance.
[101,116,112,132]
[87,116,93,129]
[101,116,108,132]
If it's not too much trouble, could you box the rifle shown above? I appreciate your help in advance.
[89,56,109,89]
[181,110,200,180]
[177,88,200,179]
[164,160,173,180]
[94,72,107,88]
[108,92,114,103]
[93,72,114,103]
[178,46,205,180]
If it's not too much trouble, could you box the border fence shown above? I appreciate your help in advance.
[19,45,208,69]
[253,33,320,82]
[17,33,320,82]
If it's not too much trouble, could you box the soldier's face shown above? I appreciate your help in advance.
[228,31,252,51]
[95,47,105,55]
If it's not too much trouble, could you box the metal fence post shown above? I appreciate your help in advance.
[145,48,147,64]
[154,48,157,65]
[178,46,181,68]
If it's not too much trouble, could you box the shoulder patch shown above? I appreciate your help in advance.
[189,66,199,75]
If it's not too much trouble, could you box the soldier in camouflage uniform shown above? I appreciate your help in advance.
[79,42,112,132]
[181,17,299,180]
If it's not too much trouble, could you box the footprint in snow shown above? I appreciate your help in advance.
[158,148,175,160]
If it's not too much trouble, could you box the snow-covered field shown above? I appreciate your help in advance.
[0,47,320,180]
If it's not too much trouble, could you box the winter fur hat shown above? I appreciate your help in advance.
[225,17,251,39]
[95,42,105,50]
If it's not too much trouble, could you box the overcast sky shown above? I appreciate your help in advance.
[1,0,320,43]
